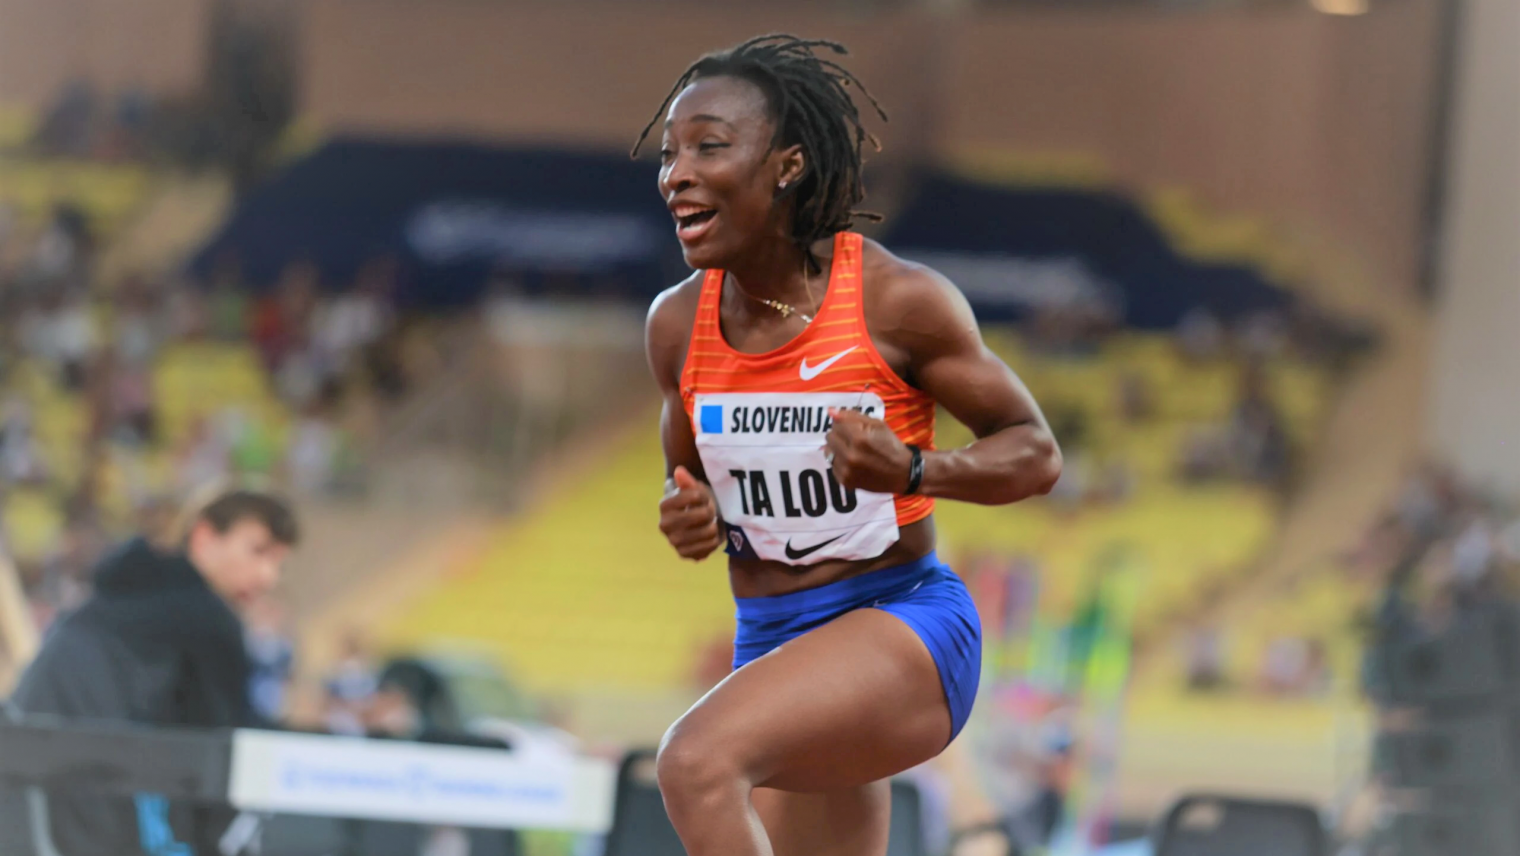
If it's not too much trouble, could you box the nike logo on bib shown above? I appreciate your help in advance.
[799,347,858,381]
[784,534,844,560]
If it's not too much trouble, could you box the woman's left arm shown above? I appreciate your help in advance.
[825,264,1062,505]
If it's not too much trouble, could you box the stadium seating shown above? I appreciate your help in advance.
[381,422,736,693]
[0,338,286,566]
[152,341,288,448]
[383,329,1336,693]
[0,157,152,236]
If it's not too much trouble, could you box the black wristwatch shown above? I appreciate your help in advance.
[904,444,925,495]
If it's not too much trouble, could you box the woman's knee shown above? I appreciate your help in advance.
[656,716,751,811]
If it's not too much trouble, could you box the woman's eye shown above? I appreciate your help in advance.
[659,148,675,162]
[698,142,728,152]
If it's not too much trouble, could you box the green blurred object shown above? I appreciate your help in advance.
[231,416,280,476]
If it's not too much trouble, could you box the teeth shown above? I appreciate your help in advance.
[675,208,716,232]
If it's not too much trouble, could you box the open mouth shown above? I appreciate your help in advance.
[672,205,718,241]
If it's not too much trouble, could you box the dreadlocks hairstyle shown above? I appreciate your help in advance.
[633,34,889,272]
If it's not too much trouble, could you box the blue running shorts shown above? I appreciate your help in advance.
[732,551,982,741]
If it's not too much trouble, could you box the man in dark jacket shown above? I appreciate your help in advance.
[11,488,299,856]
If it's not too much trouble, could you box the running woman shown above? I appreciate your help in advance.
[640,35,1062,856]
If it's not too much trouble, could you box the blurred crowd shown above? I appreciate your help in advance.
[1043,302,1368,511]
[1183,624,1332,698]
[1353,463,1520,641]
[24,0,296,189]
[29,82,163,164]
[1179,461,1520,699]
[0,201,432,631]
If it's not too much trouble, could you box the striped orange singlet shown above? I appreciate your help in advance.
[681,232,936,565]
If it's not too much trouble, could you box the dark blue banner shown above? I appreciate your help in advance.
[192,141,1290,326]
[189,138,683,306]
[882,173,1291,329]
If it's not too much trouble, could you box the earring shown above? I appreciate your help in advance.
[778,180,788,190]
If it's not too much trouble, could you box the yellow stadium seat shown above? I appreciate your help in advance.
[383,328,1338,698]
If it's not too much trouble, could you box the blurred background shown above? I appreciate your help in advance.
[0,0,1514,852]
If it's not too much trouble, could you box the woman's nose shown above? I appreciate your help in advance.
[662,152,696,196]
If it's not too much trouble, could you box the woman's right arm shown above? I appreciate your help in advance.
[647,281,723,561]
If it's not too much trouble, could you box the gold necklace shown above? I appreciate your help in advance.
[728,262,819,324]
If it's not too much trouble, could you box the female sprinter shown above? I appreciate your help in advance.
[639,35,1062,856]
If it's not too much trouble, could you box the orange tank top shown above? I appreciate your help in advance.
[680,232,936,565]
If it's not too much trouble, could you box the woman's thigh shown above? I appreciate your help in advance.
[665,606,953,792]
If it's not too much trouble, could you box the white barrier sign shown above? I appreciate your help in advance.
[228,730,615,832]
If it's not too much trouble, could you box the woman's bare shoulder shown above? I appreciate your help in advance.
[645,270,707,387]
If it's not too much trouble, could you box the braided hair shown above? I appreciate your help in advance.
[633,34,888,272]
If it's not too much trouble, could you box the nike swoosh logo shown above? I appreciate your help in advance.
[784,534,845,561]
[799,346,859,381]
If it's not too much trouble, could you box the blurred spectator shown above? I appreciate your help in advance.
[229,410,282,478]
[364,664,432,738]
[324,630,378,735]
[105,87,153,160]
[316,256,396,375]
[1179,364,1292,489]
[1237,310,1289,362]
[1302,639,1330,695]
[1258,634,1330,697]
[252,260,314,372]
[112,276,165,366]
[35,81,98,157]
[175,416,232,495]
[1451,515,1498,586]
[262,261,328,407]
[1394,464,1453,538]
[166,278,212,339]
[365,322,412,401]
[1116,370,1154,423]
[1185,625,1228,691]
[1176,306,1224,362]
[208,273,252,341]
[1259,636,1310,695]
[1027,301,1114,357]
[135,494,182,547]
[0,397,47,484]
[11,489,300,856]
[360,659,511,856]
[107,294,158,446]
[20,290,97,391]
[1180,426,1229,484]
[287,402,339,496]
[1027,730,1075,846]
[1226,364,1291,486]
[28,520,105,630]
[246,595,296,723]
[483,270,527,345]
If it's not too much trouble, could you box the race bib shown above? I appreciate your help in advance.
[692,391,900,565]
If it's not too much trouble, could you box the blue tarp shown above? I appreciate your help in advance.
[883,173,1291,329]
[190,138,684,306]
[192,141,1290,327]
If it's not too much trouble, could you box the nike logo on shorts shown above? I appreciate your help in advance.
[799,347,858,381]
[784,534,845,560]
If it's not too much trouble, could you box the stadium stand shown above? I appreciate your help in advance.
[382,325,1337,691]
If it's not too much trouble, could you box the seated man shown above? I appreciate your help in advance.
[11,488,299,856]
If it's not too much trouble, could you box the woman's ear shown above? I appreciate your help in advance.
[775,144,806,193]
